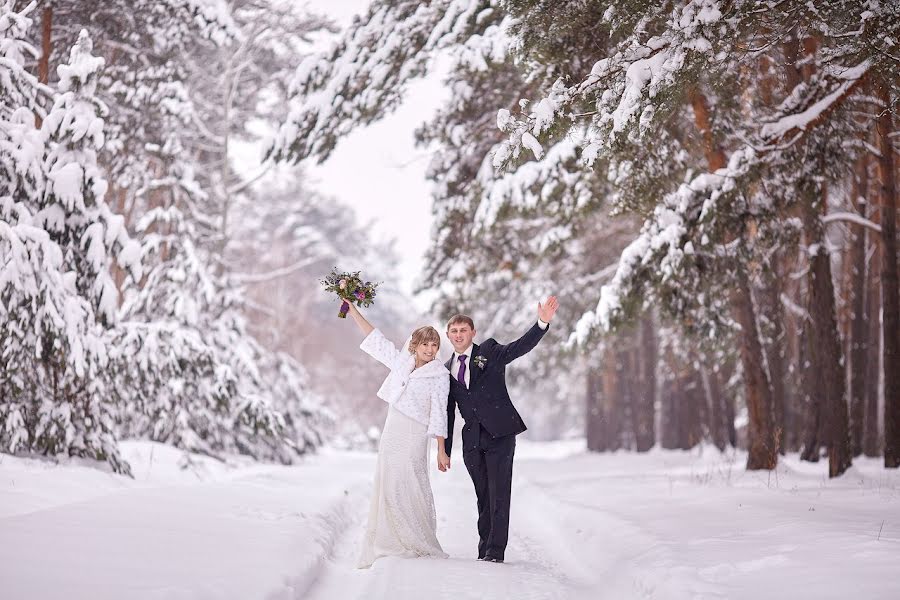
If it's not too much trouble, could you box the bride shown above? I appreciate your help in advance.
[342,300,451,569]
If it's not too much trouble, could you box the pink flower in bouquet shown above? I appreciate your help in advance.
[355,291,366,300]
[339,279,347,290]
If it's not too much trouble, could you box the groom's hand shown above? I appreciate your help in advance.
[538,295,560,323]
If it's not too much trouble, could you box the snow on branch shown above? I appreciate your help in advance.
[231,256,319,284]
[267,0,503,164]
[568,143,759,346]
[477,137,582,230]
[760,61,870,143]
[822,211,882,233]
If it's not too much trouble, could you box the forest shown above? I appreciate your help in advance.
[1,0,898,481]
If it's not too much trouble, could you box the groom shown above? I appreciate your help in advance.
[440,296,559,563]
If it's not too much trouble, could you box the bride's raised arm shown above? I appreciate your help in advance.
[347,301,405,371]
[343,299,375,336]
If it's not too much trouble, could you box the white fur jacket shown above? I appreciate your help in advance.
[360,329,450,438]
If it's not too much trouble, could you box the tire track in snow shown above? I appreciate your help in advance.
[517,471,728,599]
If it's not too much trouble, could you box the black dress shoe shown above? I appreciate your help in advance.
[483,556,504,563]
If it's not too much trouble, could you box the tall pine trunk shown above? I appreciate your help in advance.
[608,346,628,452]
[701,362,727,451]
[660,361,680,450]
[634,314,657,451]
[875,80,900,468]
[799,319,822,461]
[802,181,852,476]
[863,203,882,457]
[691,88,776,467]
[861,135,882,457]
[783,33,851,476]
[34,6,52,128]
[586,366,604,451]
[735,267,778,468]
[848,155,870,456]
[759,269,788,453]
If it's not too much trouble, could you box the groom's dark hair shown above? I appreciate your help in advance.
[446,314,475,331]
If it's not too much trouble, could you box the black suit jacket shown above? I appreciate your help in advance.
[444,322,548,456]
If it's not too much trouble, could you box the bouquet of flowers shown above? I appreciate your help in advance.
[320,268,379,318]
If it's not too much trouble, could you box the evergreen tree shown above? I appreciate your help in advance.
[1,15,137,474]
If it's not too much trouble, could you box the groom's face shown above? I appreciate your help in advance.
[447,322,475,354]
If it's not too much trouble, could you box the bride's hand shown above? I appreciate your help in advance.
[437,450,450,472]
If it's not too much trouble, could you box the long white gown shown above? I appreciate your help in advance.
[357,404,448,568]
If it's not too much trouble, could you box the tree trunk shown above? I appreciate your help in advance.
[34,6,52,128]
[701,362,727,451]
[634,315,657,451]
[799,319,820,461]
[661,365,679,450]
[759,270,788,453]
[690,90,726,171]
[609,347,628,452]
[585,367,603,452]
[734,266,778,469]
[783,32,850,473]
[863,204,882,457]
[691,87,775,467]
[686,368,705,448]
[723,360,737,447]
[802,182,852,477]
[781,251,805,452]
[863,260,882,456]
[875,80,900,468]
[848,156,870,456]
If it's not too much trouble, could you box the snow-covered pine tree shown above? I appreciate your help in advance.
[1,12,138,474]
[113,195,296,462]
[40,29,142,322]
[43,0,239,212]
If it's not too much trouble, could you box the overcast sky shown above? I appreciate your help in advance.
[300,1,449,308]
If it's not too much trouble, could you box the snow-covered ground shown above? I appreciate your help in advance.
[1,440,898,600]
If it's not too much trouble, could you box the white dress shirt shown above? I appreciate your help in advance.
[452,319,548,389]
[451,344,474,388]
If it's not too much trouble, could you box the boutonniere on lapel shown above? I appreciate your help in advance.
[473,355,488,369]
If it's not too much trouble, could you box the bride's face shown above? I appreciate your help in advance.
[415,340,439,364]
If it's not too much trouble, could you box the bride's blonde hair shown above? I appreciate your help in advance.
[408,326,441,354]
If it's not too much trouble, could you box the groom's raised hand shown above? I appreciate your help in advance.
[538,295,560,323]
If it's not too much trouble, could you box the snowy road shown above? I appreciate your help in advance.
[1,441,898,600]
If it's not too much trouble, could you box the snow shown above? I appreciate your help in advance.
[47,162,84,209]
[2,440,897,600]
[56,31,105,94]
[496,107,512,130]
[821,210,882,233]
[759,60,869,141]
[520,131,544,160]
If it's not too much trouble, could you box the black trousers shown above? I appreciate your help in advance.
[462,423,516,560]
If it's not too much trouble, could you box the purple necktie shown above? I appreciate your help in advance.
[457,355,467,387]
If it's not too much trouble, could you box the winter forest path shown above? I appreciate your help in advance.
[1,442,898,600]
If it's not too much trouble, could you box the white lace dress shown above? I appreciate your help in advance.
[357,329,450,569]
